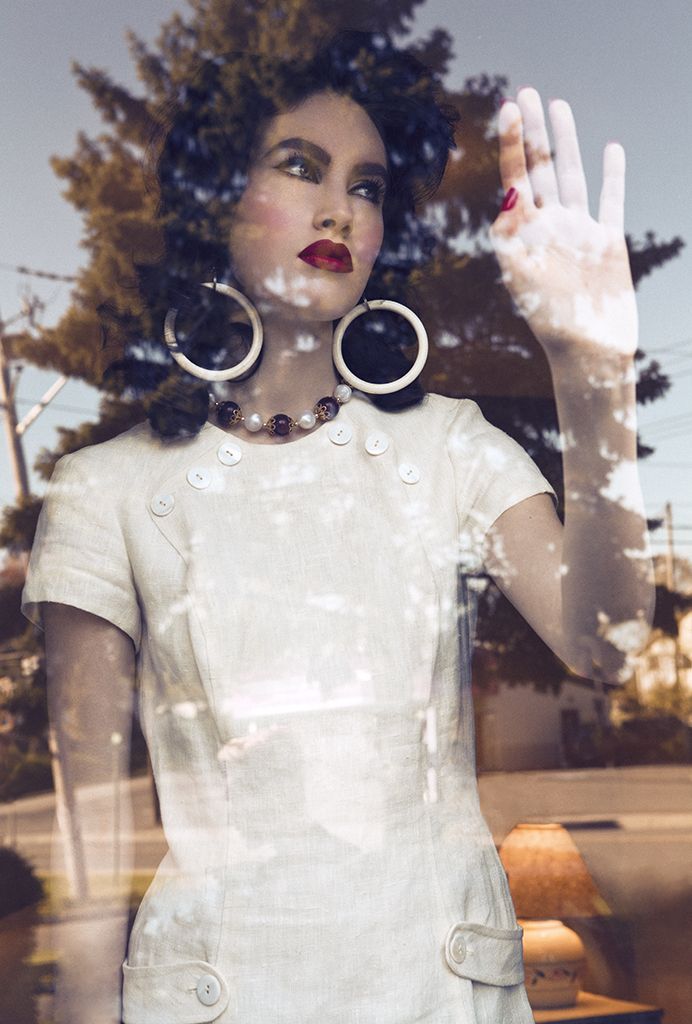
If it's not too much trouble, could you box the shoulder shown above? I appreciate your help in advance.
[51,421,215,495]
[352,393,521,481]
[420,393,488,434]
[377,392,498,445]
[406,394,544,483]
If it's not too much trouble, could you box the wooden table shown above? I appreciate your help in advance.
[532,991,663,1024]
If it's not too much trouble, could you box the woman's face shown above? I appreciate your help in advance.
[229,91,388,323]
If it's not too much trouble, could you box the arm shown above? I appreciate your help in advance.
[44,603,136,1024]
[484,89,654,681]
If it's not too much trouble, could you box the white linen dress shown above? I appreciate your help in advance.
[23,392,554,1024]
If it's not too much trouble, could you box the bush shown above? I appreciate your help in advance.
[0,848,44,918]
[614,714,692,765]
[0,749,53,801]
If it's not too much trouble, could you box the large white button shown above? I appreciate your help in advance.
[398,462,420,484]
[365,431,390,455]
[173,906,195,926]
[196,973,222,1006]
[150,493,174,517]
[186,467,211,489]
[328,421,353,445]
[449,932,467,965]
[217,441,242,466]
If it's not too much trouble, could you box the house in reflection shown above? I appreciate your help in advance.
[629,610,692,710]
[473,608,692,773]
[472,649,614,772]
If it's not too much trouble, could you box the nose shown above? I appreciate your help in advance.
[313,191,353,238]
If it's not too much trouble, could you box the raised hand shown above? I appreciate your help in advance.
[490,88,637,362]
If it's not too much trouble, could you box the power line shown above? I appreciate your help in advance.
[666,367,692,382]
[643,429,692,444]
[0,260,77,284]
[642,411,692,431]
[658,353,692,370]
[643,436,692,449]
[642,462,692,469]
[643,336,692,355]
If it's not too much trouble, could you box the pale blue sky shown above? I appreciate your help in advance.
[2,0,691,555]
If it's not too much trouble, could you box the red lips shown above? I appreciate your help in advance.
[298,240,353,273]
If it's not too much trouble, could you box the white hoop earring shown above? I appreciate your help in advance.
[332,299,428,395]
[163,282,263,382]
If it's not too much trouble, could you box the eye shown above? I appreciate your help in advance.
[278,151,320,182]
[351,178,387,206]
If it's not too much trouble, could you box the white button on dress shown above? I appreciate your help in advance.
[365,431,390,455]
[217,441,242,466]
[150,493,175,517]
[328,421,353,445]
[196,973,222,1006]
[186,467,211,489]
[398,462,420,484]
[448,931,467,965]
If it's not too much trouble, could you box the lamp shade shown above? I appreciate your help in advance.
[499,823,610,919]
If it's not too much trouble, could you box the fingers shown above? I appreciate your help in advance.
[549,99,589,210]
[598,142,626,233]
[516,88,559,207]
[497,100,532,201]
[498,91,618,226]
[499,91,587,213]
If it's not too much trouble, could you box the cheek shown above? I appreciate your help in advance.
[231,186,300,247]
[356,218,384,271]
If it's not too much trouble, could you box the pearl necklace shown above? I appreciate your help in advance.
[210,383,352,438]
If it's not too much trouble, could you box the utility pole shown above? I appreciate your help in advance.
[0,334,30,501]
[1,295,67,502]
[48,726,89,901]
[16,374,67,437]
[1,297,88,897]
[664,501,676,591]
[664,501,683,717]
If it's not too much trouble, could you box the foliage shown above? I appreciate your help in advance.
[0,579,27,643]
[0,747,53,802]
[4,663,49,749]
[652,584,692,637]
[614,713,692,765]
[0,848,44,918]
[0,496,44,554]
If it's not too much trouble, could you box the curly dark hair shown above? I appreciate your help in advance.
[110,31,458,437]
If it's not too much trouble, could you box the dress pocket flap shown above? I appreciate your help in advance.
[122,959,230,1024]
[444,921,525,986]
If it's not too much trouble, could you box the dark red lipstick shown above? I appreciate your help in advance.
[298,240,353,273]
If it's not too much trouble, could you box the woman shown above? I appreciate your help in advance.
[23,32,652,1024]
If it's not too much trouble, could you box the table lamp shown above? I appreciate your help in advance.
[499,822,610,1009]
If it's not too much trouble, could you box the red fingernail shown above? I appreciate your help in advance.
[501,187,519,212]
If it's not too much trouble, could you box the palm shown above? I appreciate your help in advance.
[490,89,637,358]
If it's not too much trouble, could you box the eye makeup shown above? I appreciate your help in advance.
[265,136,388,204]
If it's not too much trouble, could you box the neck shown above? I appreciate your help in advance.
[209,314,340,442]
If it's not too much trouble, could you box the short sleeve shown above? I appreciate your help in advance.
[446,401,556,567]
[21,451,141,649]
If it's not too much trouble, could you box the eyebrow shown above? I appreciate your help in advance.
[263,136,388,182]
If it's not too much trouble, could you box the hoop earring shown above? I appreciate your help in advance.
[332,299,428,395]
[163,282,263,382]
